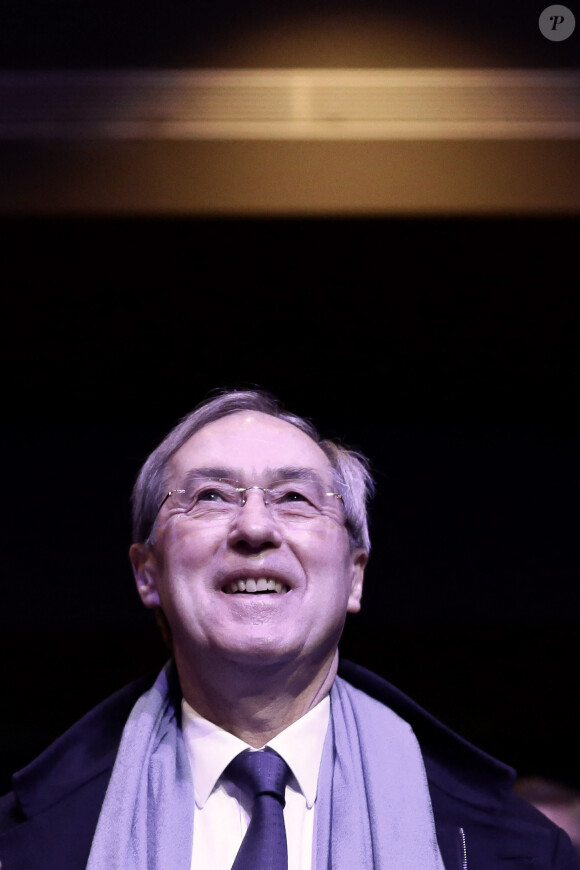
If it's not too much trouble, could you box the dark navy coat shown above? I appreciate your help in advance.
[1,660,578,870]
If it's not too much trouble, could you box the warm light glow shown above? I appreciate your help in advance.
[202,9,521,70]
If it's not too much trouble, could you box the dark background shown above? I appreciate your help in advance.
[0,0,579,70]
[1,215,579,795]
[1,0,579,798]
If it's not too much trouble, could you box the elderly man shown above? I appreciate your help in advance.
[1,389,578,870]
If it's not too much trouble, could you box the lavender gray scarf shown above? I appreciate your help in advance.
[87,662,446,870]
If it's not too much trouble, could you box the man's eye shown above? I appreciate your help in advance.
[280,490,309,502]
[196,488,227,502]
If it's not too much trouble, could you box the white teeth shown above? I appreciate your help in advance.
[224,578,289,594]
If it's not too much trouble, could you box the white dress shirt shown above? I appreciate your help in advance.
[181,695,330,870]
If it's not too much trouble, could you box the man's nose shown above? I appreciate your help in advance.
[227,487,283,552]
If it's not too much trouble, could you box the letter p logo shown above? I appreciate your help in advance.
[539,5,576,39]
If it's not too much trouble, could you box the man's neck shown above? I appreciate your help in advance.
[175,649,338,747]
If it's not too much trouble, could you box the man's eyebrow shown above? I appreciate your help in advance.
[181,467,240,486]
[272,467,326,487]
[179,466,327,487]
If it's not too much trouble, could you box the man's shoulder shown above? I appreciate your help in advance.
[338,658,515,796]
[9,672,156,811]
[0,671,157,870]
[338,659,580,870]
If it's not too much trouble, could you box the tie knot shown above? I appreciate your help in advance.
[226,748,291,805]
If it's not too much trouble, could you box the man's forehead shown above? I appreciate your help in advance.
[169,411,332,476]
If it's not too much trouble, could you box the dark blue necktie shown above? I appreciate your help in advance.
[226,747,291,870]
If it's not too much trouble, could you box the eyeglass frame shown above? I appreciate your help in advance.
[154,478,344,524]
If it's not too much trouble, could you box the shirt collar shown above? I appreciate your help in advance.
[181,695,330,810]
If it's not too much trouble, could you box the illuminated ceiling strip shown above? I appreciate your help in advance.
[1,69,579,140]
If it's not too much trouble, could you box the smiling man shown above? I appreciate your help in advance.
[130,408,367,752]
[1,389,579,870]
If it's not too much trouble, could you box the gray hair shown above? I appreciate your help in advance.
[131,389,374,551]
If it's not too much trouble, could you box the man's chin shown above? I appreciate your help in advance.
[214,632,340,676]
[220,637,301,667]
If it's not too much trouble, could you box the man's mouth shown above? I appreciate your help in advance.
[223,578,289,595]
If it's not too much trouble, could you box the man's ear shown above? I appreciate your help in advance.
[129,542,161,609]
[347,549,368,614]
